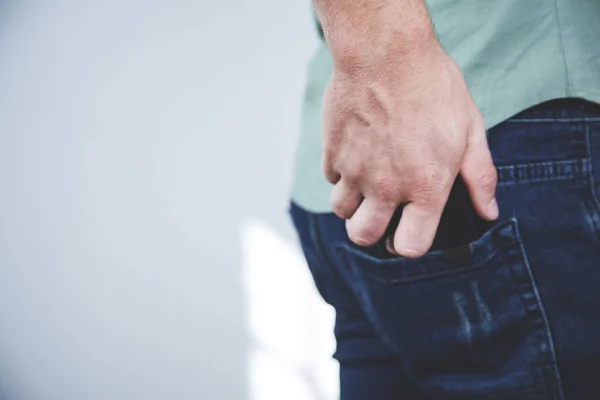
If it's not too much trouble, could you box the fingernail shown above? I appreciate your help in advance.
[397,247,422,259]
[487,198,499,219]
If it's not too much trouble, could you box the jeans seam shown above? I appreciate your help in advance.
[306,213,337,282]
[584,124,600,238]
[513,224,566,400]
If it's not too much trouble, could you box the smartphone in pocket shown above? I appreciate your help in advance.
[431,174,495,251]
[376,175,494,257]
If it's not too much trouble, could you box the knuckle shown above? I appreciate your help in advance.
[334,208,352,220]
[323,169,339,185]
[423,162,453,186]
[331,199,353,219]
[330,182,361,219]
[326,174,339,185]
[411,163,452,202]
[372,174,397,201]
[343,163,364,183]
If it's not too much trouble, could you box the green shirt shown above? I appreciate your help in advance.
[291,0,600,212]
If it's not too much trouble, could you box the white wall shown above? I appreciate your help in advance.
[0,1,336,399]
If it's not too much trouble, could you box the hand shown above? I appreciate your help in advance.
[322,41,499,258]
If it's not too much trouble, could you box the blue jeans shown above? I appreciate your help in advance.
[290,99,600,400]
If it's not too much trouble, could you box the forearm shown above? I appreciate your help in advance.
[313,0,436,69]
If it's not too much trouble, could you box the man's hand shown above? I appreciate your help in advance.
[316,0,499,258]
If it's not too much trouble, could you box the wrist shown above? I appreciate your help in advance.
[331,30,440,81]
[327,24,438,75]
[316,1,437,72]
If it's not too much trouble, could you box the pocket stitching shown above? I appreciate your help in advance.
[583,124,600,239]
[344,250,499,285]
[509,222,566,400]
[345,219,564,397]
[496,158,588,186]
[335,220,517,286]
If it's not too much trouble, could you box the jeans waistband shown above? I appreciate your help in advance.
[488,98,600,168]
[509,98,600,121]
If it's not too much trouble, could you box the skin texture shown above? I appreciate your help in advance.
[315,0,499,258]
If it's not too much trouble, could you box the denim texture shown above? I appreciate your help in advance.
[290,99,600,400]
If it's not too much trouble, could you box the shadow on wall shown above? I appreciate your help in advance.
[0,1,335,400]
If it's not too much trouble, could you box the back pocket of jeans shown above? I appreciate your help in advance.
[334,219,563,400]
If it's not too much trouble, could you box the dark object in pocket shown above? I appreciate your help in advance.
[377,175,494,257]
[433,174,495,250]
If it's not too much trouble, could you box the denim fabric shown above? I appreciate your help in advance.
[290,98,600,400]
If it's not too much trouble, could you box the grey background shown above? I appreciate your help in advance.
[0,1,331,399]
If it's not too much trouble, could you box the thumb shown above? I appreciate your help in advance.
[461,128,499,220]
